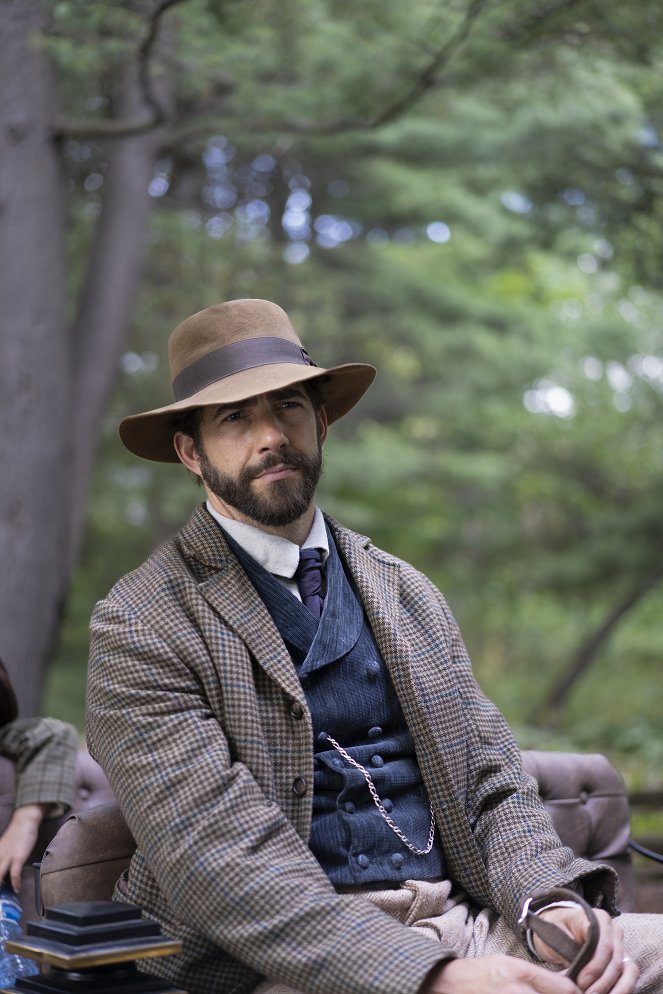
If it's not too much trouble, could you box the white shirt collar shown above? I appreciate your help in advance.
[206,502,329,580]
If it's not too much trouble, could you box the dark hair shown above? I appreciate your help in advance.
[304,375,330,411]
[171,408,203,447]
[170,408,204,486]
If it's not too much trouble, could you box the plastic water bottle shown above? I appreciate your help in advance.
[0,884,38,987]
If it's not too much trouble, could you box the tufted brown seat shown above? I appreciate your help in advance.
[521,750,635,910]
[0,748,637,919]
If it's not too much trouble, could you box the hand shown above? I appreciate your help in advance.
[420,954,582,993]
[0,803,48,892]
[534,906,639,994]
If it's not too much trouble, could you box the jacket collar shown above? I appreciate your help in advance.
[176,504,386,590]
[174,504,403,703]
[175,505,301,699]
[326,516,400,644]
[175,503,237,575]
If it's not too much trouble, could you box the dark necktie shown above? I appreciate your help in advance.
[295,548,325,619]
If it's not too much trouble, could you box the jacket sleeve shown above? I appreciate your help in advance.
[399,567,618,924]
[0,717,78,816]
[86,595,450,994]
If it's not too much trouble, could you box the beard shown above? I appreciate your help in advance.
[197,442,323,527]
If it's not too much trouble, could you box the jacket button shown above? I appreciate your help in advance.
[289,700,304,719]
[292,777,307,796]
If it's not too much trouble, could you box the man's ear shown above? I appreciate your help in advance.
[318,406,329,444]
[173,432,203,478]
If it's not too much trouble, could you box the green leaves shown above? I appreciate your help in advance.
[39,0,663,782]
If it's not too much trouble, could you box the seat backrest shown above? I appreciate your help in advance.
[39,800,135,912]
[38,749,635,914]
[522,749,635,911]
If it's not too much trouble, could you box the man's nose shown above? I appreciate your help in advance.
[255,410,289,450]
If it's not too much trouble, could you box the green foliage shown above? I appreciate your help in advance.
[40,0,663,791]
[44,2,142,88]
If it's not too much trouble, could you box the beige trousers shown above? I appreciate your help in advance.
[253,878,663,994]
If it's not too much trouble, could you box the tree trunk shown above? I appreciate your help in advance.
[0,5,167,714]
[535,564,663,727]
[68,64,165,569]
[0,0,70,715]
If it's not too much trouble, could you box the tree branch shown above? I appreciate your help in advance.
[165,0,491,147]
[365,0,490,129]
[534,561,663,726]
[284,0,490,134]
[54,0,188,141]
[136,0,187,122]
[496,0,589,41]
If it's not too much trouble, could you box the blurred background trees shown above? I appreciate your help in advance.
[0,0,661,789]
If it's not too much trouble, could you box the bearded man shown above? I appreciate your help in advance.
[86,299,661,994]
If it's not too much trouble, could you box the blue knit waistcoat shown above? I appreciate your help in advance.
[224,527,445,886]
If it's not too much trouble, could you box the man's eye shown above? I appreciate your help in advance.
[223,410,245,422]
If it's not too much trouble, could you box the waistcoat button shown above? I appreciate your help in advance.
[357,854,370,868]
[292,777,307,796]
[368,726,383,738]
[390,853,404,870]
[370,755,384,768]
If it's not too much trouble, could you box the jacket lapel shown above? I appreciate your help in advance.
[176,505,306,704]
[325,515,414,702]
[328,515,491,903]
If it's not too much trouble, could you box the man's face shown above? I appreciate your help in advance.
[177,385,327,529]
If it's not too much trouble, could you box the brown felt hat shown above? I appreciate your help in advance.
[0,658,19,727]
[119,299,376,463]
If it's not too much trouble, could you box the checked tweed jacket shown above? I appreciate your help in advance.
[86,505,616,994]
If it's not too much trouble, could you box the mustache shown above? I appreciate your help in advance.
[246,451,310,481]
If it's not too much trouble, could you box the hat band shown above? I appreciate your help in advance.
[172,336,316,401]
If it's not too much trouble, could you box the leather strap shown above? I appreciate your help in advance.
[519,887,600,982]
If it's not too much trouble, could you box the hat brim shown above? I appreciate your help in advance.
[119,362,376,462]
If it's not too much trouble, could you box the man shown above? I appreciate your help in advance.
[86,299,659,994]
